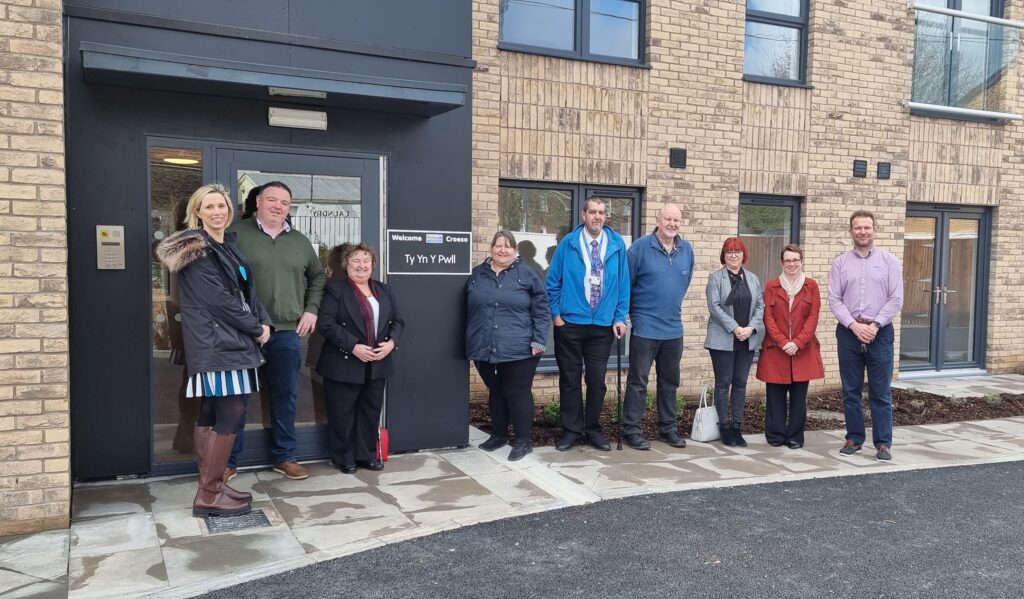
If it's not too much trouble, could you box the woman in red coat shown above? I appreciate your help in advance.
[756,244,824,449]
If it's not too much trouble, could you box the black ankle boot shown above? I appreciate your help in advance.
[732,423,748,447]
[720,424,736,447]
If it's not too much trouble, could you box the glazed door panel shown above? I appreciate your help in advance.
[150,144,380,472]
[900,207,988,372]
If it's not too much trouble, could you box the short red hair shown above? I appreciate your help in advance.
[719,236,749,265]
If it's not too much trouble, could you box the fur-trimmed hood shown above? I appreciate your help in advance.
[156,230,209,273]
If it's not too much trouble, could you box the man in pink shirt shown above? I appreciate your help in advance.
[828,210,904,461]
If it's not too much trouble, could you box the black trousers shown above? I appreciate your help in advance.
[475,355,541,441]
[764,381,809,445]
[708,348,755,425]
[554,322,614,435]
[324,373,386,465]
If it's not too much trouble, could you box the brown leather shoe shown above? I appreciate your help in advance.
[223,468,237,482]
[273,461,309,480]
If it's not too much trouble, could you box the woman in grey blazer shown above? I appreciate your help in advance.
[704,237,764,447]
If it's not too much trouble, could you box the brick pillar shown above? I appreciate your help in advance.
[0,0,70,535]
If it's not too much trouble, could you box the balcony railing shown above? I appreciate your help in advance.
[909,3,1022,121]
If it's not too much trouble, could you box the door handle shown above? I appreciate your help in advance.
[942,286,957,305]
[933,286,942,305]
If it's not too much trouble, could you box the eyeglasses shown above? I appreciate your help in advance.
[724,251,743,256]
[782,259,802,264]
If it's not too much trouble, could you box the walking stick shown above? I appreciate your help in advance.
[616,332,623,450]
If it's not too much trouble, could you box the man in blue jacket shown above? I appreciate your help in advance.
[622,204,695,450]
[546,198,630,451]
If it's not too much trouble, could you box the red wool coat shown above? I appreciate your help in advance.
[755,277,825,384]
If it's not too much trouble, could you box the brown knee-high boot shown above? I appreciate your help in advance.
[193,426,251,501]
[193,431,251,517]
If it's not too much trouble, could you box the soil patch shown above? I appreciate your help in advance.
[469,388,1024,446]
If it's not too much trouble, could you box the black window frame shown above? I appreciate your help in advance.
[498,180,643,372]
[498,0,647,67]
[742,0,810,86]
[737,194,802,280]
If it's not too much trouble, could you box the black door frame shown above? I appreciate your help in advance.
[147,136,385,476]
[901,203,990,372]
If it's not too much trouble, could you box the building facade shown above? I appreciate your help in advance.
[1,0,1022,533]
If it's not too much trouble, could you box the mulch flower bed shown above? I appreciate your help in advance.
[469,388,1024,446]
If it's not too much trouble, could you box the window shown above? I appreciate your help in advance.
[737,195,801,285]
[743,0,809,84]
[499,0,643,64]
[910,0,1019,118]
[499,181,641,369]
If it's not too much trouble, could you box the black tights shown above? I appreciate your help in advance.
[197,394,247,435]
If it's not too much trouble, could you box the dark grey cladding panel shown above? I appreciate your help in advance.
[64,1,472,63]
[80,42,467,117]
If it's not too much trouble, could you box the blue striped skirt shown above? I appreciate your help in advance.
[185,368,260,398]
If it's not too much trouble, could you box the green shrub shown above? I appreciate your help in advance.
[675,395,686,417]
[983,394,1002,405]
[541,401,560,426]
[645,392,655,410]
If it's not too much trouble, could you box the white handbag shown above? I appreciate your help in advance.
[690,384,720,443]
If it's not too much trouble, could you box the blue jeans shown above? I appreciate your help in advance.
[229,330,303,466]
[836,324,894,447]
[623,335,682,436]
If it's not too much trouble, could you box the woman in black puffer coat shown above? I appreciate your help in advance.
[466,231,550,461]
[156,183,272,518]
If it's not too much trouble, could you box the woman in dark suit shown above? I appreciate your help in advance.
[316,243,403,473]
[756,244,824,449]
[704,236,764,448]
[156,183,272,517]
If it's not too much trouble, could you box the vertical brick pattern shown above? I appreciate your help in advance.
[0,0,69,535]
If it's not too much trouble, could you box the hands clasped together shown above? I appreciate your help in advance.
[732,326,755,343]
[849,321,878,345]
[351,339,396,362]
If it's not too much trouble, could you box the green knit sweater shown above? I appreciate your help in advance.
[229,218,326,331]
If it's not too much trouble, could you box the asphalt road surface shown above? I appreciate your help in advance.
[202,461,1024,598]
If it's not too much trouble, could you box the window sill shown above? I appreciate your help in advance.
[497,43,650,69]
[742,75,813,89]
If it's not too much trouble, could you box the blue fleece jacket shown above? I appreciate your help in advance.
[545,224,630,326]
[627,230,695,340]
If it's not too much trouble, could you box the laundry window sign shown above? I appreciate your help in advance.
[387,230,472,275]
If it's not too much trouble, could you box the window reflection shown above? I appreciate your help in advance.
[738,201,796,286]
[236,170,364,441]
[150,147,203,465]
[500,0,575,52]
[589,0,640,60]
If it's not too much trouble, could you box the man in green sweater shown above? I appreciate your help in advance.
[227,181,325,480]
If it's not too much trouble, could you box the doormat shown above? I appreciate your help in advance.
[203,509,271,534]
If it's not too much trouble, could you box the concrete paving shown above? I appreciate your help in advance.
[3,416,1024,598]
[892,373,1024,398]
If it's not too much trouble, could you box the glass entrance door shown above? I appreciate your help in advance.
[900,207,989,372]
[150,143,381,472]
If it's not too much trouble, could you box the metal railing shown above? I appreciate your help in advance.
[908,2,1022,120]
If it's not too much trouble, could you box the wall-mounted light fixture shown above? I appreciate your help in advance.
[268,107,328,130]
[268,86,327,99]
[163,157,199,165]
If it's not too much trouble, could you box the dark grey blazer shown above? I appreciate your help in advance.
[704,266,764,351]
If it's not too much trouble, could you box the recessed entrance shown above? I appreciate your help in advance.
[149,141,382,473]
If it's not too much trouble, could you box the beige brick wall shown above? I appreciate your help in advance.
[0,0,69,535]
[471,0,1024,408]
